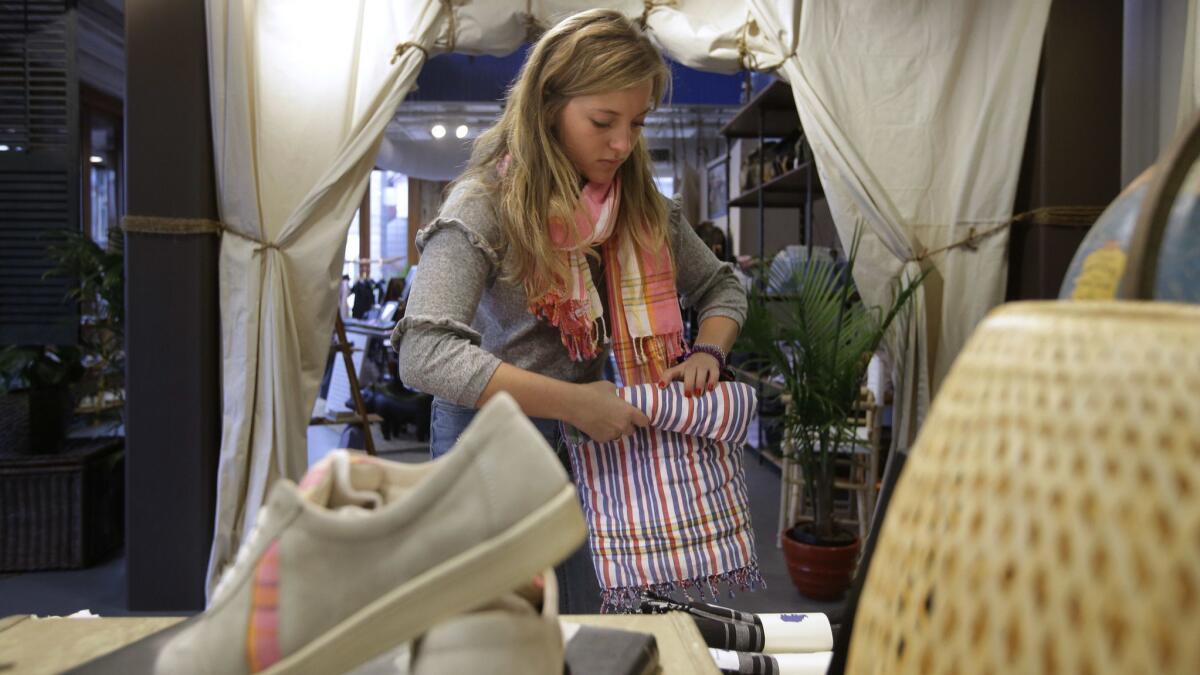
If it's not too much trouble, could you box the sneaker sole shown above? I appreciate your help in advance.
[262,483,586,675]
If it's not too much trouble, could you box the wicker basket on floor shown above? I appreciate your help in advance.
[0,393,30,454]
[0,437,124,571]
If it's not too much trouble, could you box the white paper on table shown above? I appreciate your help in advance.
[558,620,584,645]
[66,609,101,619]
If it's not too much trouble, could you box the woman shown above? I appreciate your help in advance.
[392,9,747,611]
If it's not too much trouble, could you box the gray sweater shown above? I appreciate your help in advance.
[391,178,748,407]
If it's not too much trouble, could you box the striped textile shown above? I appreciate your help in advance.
[566,381,763,611]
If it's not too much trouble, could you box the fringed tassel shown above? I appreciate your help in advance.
[530,296,604,361]
[664,330,687,363]
[598,563,766,613]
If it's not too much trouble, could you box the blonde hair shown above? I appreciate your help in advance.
[455,9,671,300]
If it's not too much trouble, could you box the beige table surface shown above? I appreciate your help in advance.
[0,611,717,675]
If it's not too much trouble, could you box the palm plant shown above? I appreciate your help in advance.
[736,231,926,543]
[45,227,125,423]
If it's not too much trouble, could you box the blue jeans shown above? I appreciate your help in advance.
[430,398,563,459]
[429,398,601,613]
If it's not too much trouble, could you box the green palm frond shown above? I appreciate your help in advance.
[734,228,928,540]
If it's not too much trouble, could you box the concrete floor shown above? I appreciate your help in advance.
[0,424,847,622]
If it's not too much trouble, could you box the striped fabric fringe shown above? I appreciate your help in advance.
[566,381,764,613]
[601,566,765,613]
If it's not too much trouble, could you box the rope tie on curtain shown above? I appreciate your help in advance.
[735,15,796,74]
[121,215,285,254]
[392,0,457,65]
[390,42,429,65]
[521,0,546,40]
[637,0,677,30]
[220,226,281,254]
[121,215,222,235]
[908,206,1106,263]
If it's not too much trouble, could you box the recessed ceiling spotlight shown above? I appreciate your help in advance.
[431,124,446,139]
[455,125,468,139]
[89,155,104,164]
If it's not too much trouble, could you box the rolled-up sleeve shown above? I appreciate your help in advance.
[391,218,502,407]
[669,201,748,327]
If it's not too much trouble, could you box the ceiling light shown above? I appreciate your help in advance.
[89,155,104,164]
[431,124,446,139]
[455,125,468,139]
[0,144,8,152]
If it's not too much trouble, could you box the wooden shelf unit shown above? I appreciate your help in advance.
[720,78,825,257]
[720,80,801,138]
[728,162,824,208]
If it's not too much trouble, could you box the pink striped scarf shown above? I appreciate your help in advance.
[565,381,764,611]
[525,170,686,385]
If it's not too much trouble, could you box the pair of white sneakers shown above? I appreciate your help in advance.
[72,393,586,674]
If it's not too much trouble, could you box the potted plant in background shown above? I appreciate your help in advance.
[0,345,84,454]
[735,231,926,600]
[46,226,125,428]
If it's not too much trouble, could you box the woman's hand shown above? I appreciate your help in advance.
[657,352,720,397]
[568,381,650,442]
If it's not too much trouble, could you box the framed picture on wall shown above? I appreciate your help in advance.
[706,155,728,221]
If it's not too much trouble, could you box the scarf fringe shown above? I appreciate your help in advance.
[598,563,766,614]
[531,295,605,360]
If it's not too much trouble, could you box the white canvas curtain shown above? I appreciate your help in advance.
[203,0,445,595]
[1180,0,1200,128]
[748,0,1050,450]
[203,0,1049,593]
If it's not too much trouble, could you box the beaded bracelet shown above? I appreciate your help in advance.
[687,342,727,370]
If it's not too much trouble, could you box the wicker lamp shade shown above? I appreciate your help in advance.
[846,301,1200,674]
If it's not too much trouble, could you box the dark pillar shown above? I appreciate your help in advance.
[1008,0,1124,300]
[124,0,221,611]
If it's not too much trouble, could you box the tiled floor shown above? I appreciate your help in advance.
[0,425,847,622]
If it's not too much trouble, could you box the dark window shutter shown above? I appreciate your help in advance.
[0,0,80,345]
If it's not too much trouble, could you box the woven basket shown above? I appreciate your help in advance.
[0,393,30,454]
[0,437,125,571]
[847,301,1200,674]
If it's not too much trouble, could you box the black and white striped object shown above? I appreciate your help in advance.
[711,648,779,675]
[710,649,833,675]
[637,593,765,651]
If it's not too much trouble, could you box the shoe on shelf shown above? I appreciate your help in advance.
[68,392,586,675]
[407,569,563,675]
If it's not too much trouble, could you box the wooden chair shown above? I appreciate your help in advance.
[777,388,881,546]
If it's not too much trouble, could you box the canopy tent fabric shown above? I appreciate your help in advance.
[1180,0,1200,130]
[203,0,1049,596]
[203,0,444,595]
[747,0,1050,450]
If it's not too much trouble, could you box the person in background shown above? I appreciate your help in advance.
[391,8,747,612]
[694,219,728,260]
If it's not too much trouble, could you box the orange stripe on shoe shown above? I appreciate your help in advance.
[246,540,282,672]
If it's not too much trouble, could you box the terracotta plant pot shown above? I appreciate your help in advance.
[781,528,861,601]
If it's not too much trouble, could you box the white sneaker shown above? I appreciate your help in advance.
[408,570,563,675]
[69,393,586,675]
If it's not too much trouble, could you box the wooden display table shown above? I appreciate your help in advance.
[0,611,717,674]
